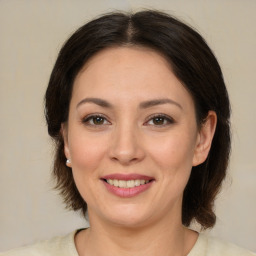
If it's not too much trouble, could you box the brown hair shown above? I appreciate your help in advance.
[45,10,231,229]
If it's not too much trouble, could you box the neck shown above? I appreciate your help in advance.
[75,210,198,256]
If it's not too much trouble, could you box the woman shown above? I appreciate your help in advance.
[2,10,255,256]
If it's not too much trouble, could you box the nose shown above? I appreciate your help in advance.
[108,123,145,166]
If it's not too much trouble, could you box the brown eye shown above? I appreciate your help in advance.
[82,115,110,126]
[92,116,105,125]
[146,114,174,127]
[152,116,165,125]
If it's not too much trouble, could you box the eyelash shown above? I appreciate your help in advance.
[82,114,110,126]
[82,114,175,127]
[146,114,175,127]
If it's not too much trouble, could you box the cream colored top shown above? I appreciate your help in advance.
[1,230,255,256]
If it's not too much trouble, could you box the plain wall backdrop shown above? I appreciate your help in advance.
[0,0,255,252]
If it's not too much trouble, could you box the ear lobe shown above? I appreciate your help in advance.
[192,111,217,166]
[61,123,71,161]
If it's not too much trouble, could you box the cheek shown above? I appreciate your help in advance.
[149,132,196,201]
[68,132,109,204]
[68,131,107,173]
[147,131,196,172]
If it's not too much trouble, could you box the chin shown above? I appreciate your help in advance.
[99,204,153,228]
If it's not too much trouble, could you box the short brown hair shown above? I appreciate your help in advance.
[45,10,231,229]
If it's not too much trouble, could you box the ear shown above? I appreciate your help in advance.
[192,111,217,166]
[61,123,72,167]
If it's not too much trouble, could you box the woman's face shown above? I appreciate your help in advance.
[63,46,204,227]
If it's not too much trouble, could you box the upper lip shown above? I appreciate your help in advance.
[101,173,154,181]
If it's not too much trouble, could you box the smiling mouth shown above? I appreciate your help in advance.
[101,174,155,197]
[103,179,152,188]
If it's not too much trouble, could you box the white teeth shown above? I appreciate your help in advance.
[108,179,114,185]
[106,179,150,188]
[127,180,135,188]
[118,180,126,188]
[134,180,140,186]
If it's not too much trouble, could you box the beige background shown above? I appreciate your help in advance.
[0,0,255,252]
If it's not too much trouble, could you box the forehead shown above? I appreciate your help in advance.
[72,46,194,110]
[82,45,171,70]
[76,46,174,83]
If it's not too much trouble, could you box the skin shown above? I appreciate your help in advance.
[62,46,217,256]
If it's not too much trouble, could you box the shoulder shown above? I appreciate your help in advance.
[205,235,256,256]
[189,233,256,256]
[0,231,79,256]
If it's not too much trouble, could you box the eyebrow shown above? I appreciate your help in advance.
[139,98,182,109]
[76,97,182,110]
[77,98,112,109]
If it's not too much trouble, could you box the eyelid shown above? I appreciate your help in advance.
[82,114,111,125]
[81,113,175,127]
[144,113,175,126]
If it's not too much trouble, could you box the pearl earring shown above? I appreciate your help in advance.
[66,159,71,165]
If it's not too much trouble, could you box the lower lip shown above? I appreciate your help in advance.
[102,180,154,198]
